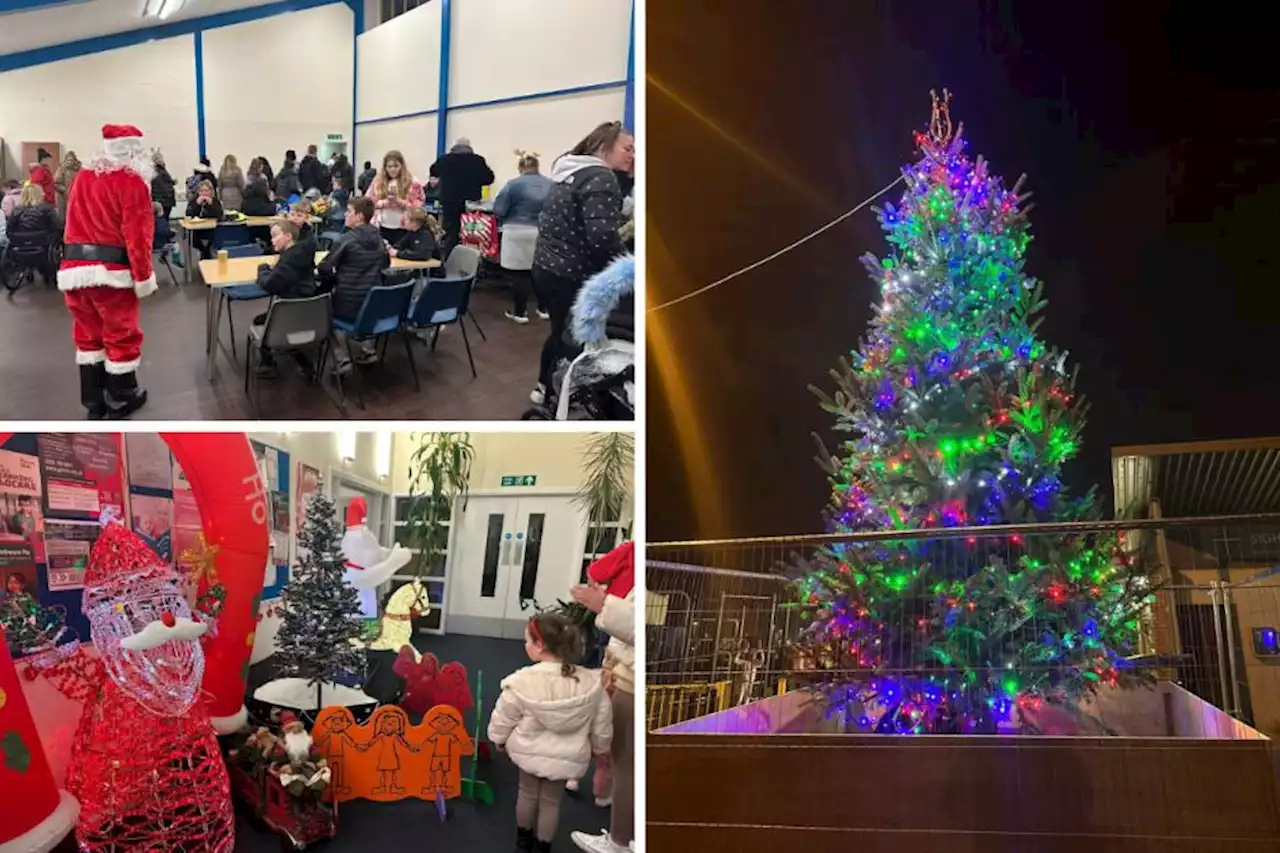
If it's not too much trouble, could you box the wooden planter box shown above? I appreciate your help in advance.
[648,683,1280,852]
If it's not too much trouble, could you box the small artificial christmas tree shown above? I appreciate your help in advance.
[273,491,367,706]
[797,91,1155,734]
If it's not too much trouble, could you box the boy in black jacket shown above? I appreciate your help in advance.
[287,200,315,243]
[252,219,318,377]
[318,196,387,372]
[389,206,439,261]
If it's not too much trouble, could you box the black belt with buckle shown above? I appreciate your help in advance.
[64,244,129,266]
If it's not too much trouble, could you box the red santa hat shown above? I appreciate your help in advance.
[587,540,634,599]
[102,124,144,141]
[279,711,302,732]
[83,511,173,597]
[345,497,367,528]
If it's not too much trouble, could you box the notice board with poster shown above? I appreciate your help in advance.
[124,433,173,564]
[250,440,291,601]
[2,433,128,645]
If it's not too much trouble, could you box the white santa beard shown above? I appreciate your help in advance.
[284,730,313,763]
[89,138,155,184]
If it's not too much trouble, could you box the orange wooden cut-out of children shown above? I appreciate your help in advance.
[310,704,473,802]
[421,705,473,799]
[356,706,421,795]
[312,706,362,799]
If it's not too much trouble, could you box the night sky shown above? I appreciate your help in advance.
[647,1,1280,542]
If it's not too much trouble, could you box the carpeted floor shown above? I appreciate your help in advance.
[238,633,613,851]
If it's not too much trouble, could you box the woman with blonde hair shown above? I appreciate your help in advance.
[365,150,424,245]
[494,150,552,323]
[53,151,82,218]
[218,154,245,212]
[5,183,61,283]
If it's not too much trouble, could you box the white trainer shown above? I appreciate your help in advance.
[504,311,530,324]
[570,830,628,853]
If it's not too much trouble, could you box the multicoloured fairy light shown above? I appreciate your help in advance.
[800,90,1155,734]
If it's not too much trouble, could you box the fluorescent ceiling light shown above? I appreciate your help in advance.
[144,0,185,19]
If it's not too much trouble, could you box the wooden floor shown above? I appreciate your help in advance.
[0,273,551,420]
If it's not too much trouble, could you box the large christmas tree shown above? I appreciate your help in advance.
[798,91,1155,734]
[275,491,366,695]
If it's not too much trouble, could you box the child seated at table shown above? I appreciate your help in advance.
[287,200,315,244]
[152,201,175,252]
[185,181,223,259]
[251,219,319,377]
[317,195,387,373]
[389,205,439,262]
[330,176,350,213]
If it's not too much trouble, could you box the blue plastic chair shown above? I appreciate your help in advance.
[331,280,418,409]
[407,275,476,379]
[217,244,268,364]
[213,223,253,249]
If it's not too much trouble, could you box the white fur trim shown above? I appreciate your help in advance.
[0,789,79,853]
[210,705,249,735]
[134,273,158,298]
[57,265,134,292]
[75,349,106,365]
[105,358,140,375]
[90,138,154,184]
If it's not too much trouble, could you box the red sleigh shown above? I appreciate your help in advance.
[229,761,338,852]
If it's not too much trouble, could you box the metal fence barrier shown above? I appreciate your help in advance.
[645,513,1280,733]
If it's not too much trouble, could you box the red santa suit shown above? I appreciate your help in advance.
[57,123,156,419]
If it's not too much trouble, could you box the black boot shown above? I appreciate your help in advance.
[515,828,535,852]
[79,363,108,419]
[532,840,551,853]
[104,370,148,419]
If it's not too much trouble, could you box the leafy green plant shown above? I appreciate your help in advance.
[574,431,634,556]
[405,432,475,581]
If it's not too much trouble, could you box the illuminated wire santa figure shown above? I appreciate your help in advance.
[37,509,233,852]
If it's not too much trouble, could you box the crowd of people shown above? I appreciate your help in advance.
[2,119,634,417]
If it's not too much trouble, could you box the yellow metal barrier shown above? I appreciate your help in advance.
[646,681,731,731]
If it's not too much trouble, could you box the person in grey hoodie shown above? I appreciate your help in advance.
[529,122,634,405]
[494,151,553,323]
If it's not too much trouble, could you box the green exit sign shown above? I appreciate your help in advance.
[500,475,536,487]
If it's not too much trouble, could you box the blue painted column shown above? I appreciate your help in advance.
[194,30,207,160]
[350,0,363,167]
[623,0,635,132]
[436,0,452,158]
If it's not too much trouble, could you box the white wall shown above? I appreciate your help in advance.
[355,0,440,123]
[447,0,630,107]
[354,0,630,188]
[356,115,438,185]
[203,3,354,174]
[450,88,625,188]
[0,35,200,181]
[0,0,282,56]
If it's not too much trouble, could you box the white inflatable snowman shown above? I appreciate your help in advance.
[340,497,412,619]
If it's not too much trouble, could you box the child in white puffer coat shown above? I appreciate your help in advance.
[489,612,613,853]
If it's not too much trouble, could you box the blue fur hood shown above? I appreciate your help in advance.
[571,254,634,344]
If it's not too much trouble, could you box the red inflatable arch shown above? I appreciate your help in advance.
[0,431,270,734]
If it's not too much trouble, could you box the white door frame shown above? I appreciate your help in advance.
[448,490,590,637]
[392,491,462,636]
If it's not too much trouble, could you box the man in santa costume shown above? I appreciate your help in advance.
[58,123,158,420]
[341,497,412,625]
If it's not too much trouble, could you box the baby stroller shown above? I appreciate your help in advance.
[522,254,635,421]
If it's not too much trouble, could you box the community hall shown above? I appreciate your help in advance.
[0,0,637,421]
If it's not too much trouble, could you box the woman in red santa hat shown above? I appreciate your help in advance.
[58,124,158,420]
